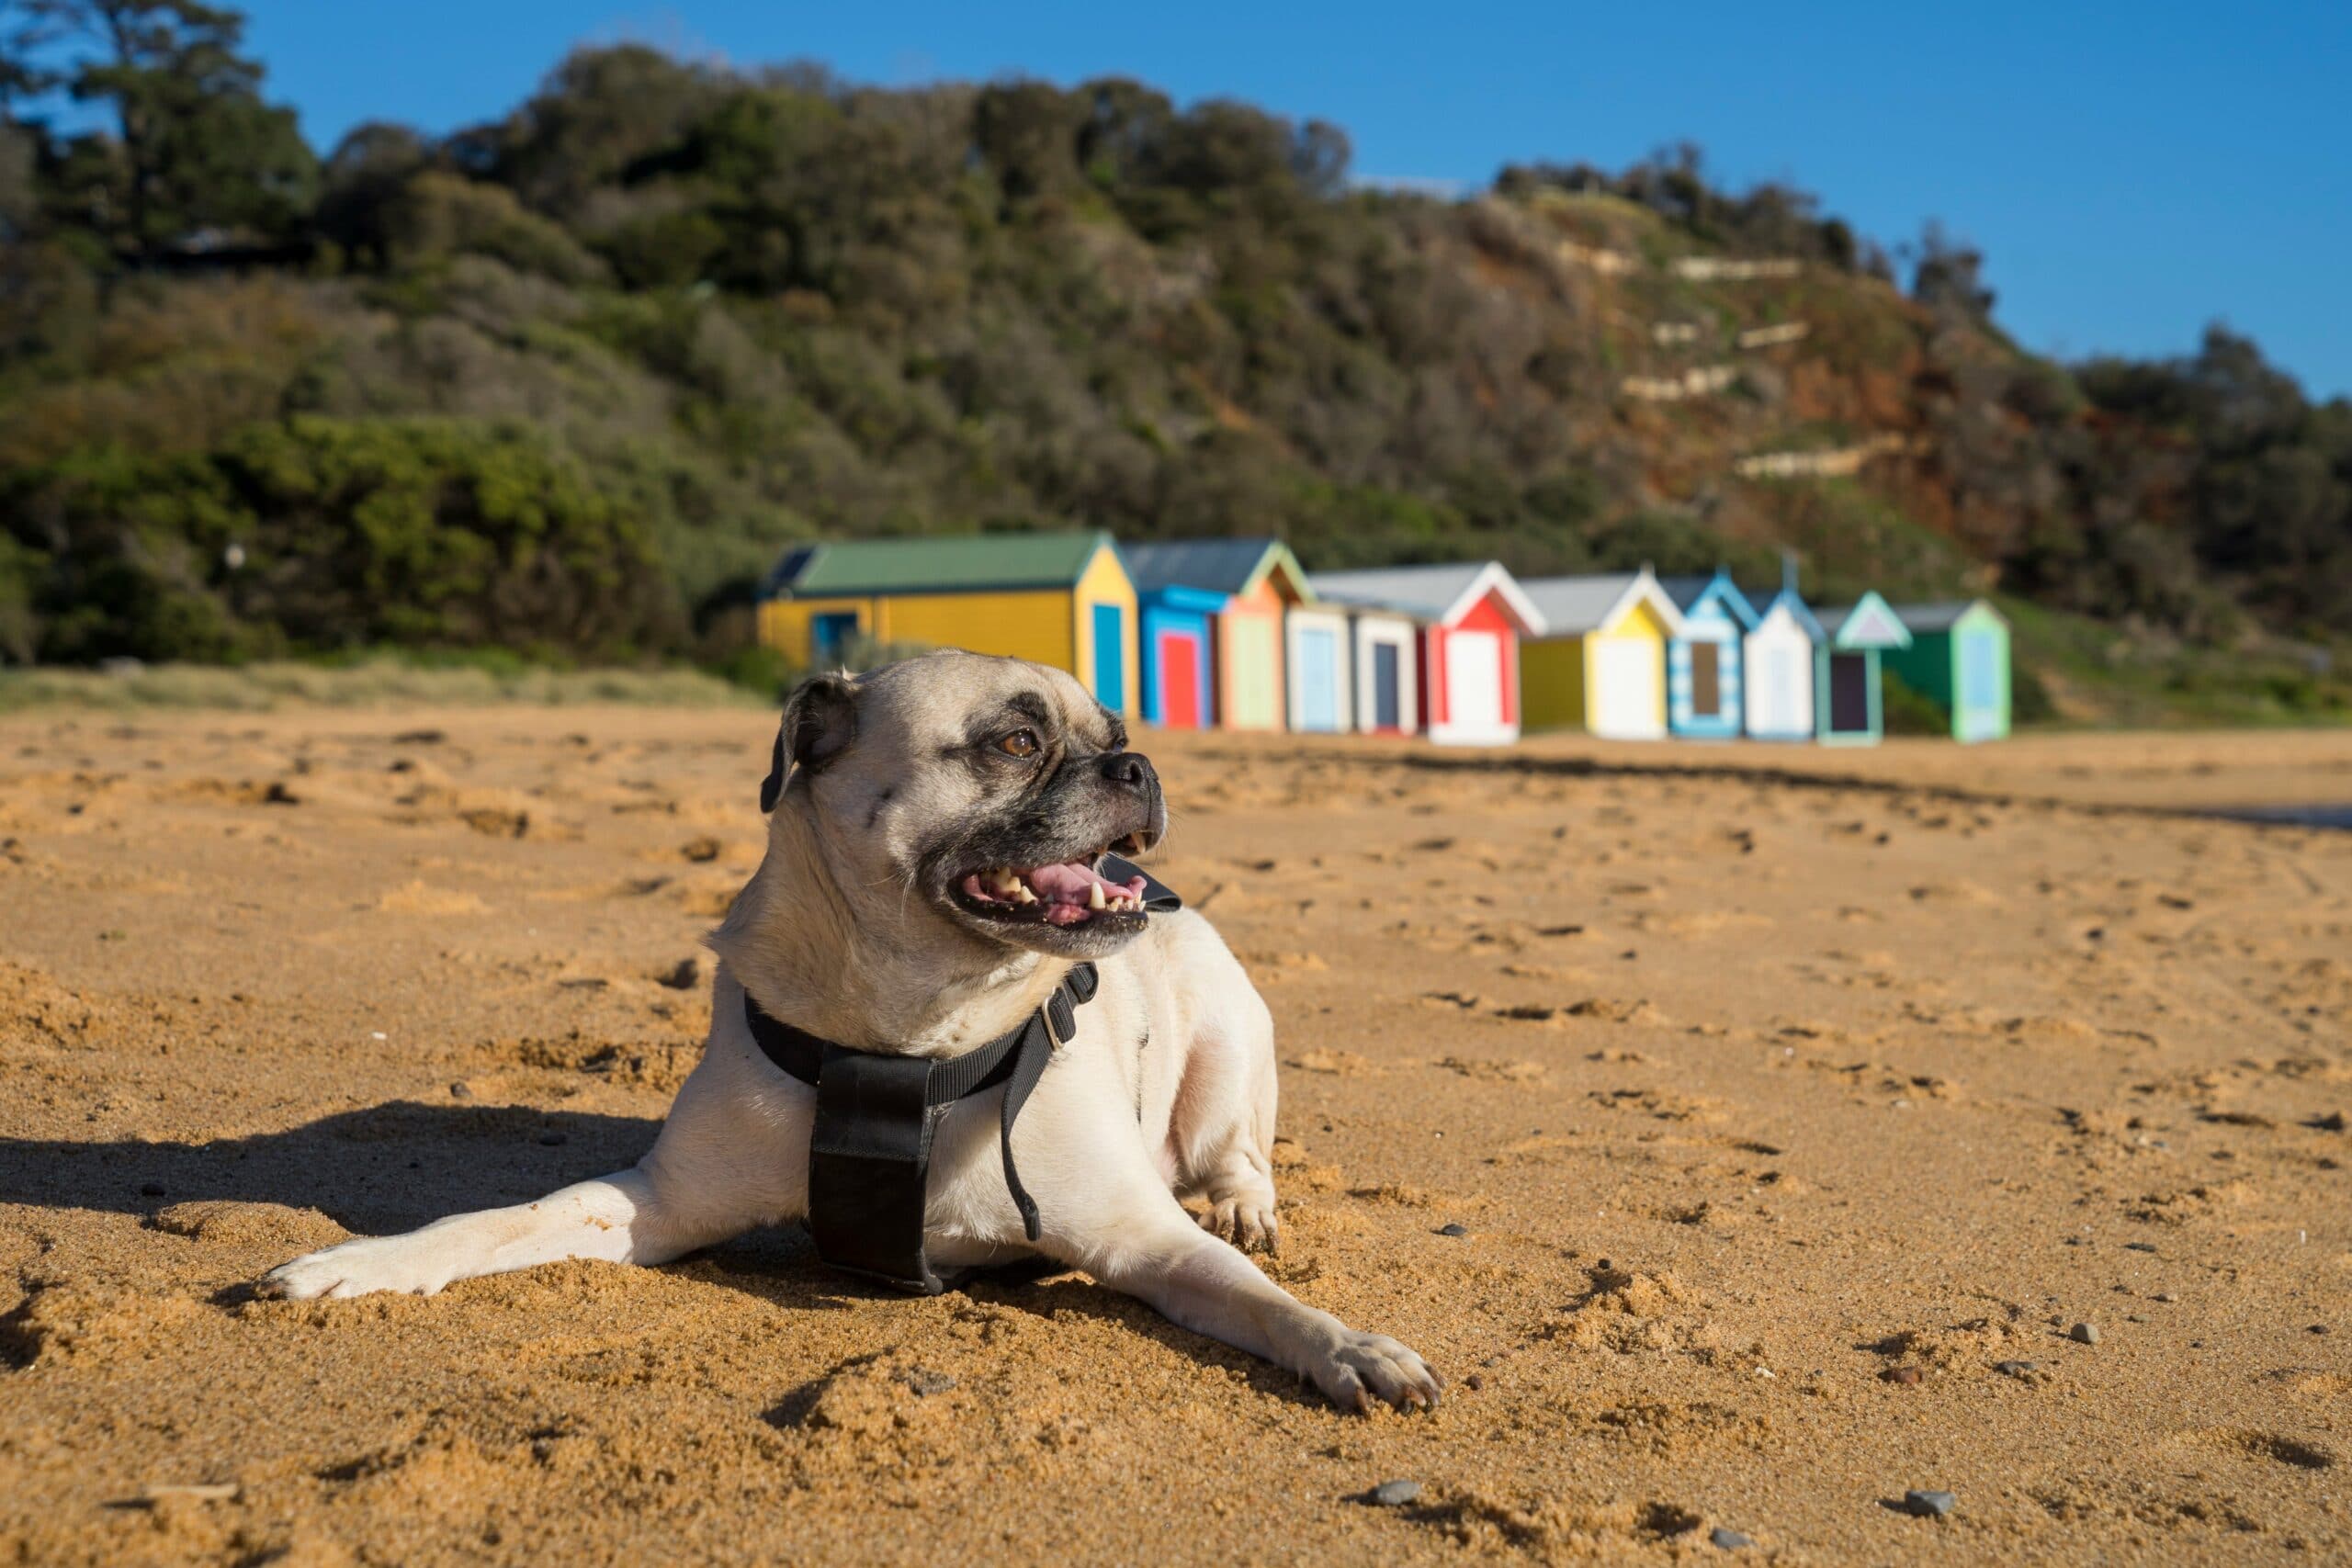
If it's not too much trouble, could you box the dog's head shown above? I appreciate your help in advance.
[761,650,1168,960]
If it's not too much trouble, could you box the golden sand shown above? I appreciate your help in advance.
[2,711,2346,1563]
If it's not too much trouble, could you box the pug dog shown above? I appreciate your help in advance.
[266,650,1441,1413]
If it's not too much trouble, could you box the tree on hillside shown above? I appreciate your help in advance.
[11,0,312,258]
[1910,220,1996,327]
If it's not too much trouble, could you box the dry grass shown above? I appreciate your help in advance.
[0,659,763,713]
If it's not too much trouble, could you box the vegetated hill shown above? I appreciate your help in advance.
[1,19,2346,723]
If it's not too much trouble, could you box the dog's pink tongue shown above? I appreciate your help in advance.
[1026,861,1148,906]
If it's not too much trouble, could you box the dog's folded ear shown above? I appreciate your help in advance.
[762,671,859,811]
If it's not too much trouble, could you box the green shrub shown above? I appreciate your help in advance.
[2010,658,2059,725]
[3,416,683,663]
[1879,670,1951,736]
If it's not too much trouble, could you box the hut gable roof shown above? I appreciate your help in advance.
[1817,591,1915,649]
[768,531,1118,598]
[1306,561,1543,633]
[1658,570,1760,630]
[1894,600,2004,634]
[1521,569,1690,639]
[1739,583,1826,642]
[1125,538,1312,602]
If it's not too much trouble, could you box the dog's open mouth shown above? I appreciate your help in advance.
[954,845,1150,929]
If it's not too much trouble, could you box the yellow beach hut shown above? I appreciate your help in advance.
[758,531,1140,715]
[1516,569,1687,739]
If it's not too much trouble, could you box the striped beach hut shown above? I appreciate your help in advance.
[1738,572,1823,741]
[1658,571,1756,739]
[759,531,1140,715]
[1125,539,1309,733]
[1308,563,1543,746]
[1888,600,2012,742]
[1516,570,1687,739]
[1813,592,1913,746]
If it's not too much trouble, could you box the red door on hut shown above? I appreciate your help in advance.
[1158,627,1204,728]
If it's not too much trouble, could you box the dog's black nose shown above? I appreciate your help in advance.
[1100,751,1155,791]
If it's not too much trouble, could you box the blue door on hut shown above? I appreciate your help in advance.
[1091,604,1125,710]
[1372,643,1402,728]
[1296,626,1339,730]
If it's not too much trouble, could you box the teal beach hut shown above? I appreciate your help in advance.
[1887,601,2012,742]
[1812,592,1912,746]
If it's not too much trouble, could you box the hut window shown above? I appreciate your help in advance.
[1690,641,1721,716]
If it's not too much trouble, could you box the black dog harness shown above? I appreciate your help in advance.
[741,854,1180,1293]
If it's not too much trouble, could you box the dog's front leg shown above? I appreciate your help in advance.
[265,1165,723,1301]
[1058,1197,1442,1414]
[266,1039,807,1300]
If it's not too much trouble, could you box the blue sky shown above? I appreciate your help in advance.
[224,1,2352,397]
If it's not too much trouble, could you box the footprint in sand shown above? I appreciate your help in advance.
[1436,1055,1546,1082]
[2165,1427,2337,1471]
[376,880,490,916]
[1285,1048,1378,1076]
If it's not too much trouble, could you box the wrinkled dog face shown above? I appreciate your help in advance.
[770,650,1168,958]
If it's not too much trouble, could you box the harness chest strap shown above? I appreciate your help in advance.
[740,854,1180,1294]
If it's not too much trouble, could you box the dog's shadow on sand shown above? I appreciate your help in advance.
[2,1100,1329,1405]
[0,1100,662,1236]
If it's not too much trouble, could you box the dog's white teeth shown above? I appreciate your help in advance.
[1087,882,1107,910]
[986,867,1021,897]
[1012,886,1037,905]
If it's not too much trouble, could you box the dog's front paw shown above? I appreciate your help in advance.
[1310,1328,1442,1415]
[264,1235,457,1301]
[1198,1188,1281,1253]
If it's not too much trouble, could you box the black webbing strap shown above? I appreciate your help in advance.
[742,960,1098,1293]
[739,856,1180,1295]
[1101,852,1182,913]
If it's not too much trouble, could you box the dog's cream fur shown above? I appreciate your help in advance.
[267,652,1440,1413]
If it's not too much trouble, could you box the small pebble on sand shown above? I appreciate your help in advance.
[1436,1223,1470,1237]
[2070,1322,2100,1345]
[1365,1480,1420,1507]
[450,1081,474,1100]
[1710,1527,1753,1550]
[1903,1490,1956,1518]
[1994,1359,2039,1379]
[1883,1366,1923,1384]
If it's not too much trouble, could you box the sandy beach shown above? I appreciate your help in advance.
[2,709,2346,1564]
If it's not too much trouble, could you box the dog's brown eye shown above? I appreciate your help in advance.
[996,728,1039,758]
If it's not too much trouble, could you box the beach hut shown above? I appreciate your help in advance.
[1341,608,1422,736]
[759,530,1140,715]
[1812,592,1913,746]
[1887,600,2012,742]
[1132,582,1222,729]
[1125,539,1311,732]
[1658,571,1757,739]
[1284,603,1356,734]
[1307,563,1543,745]
[1515,570,1687,739]
[1737,573,1824,741]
